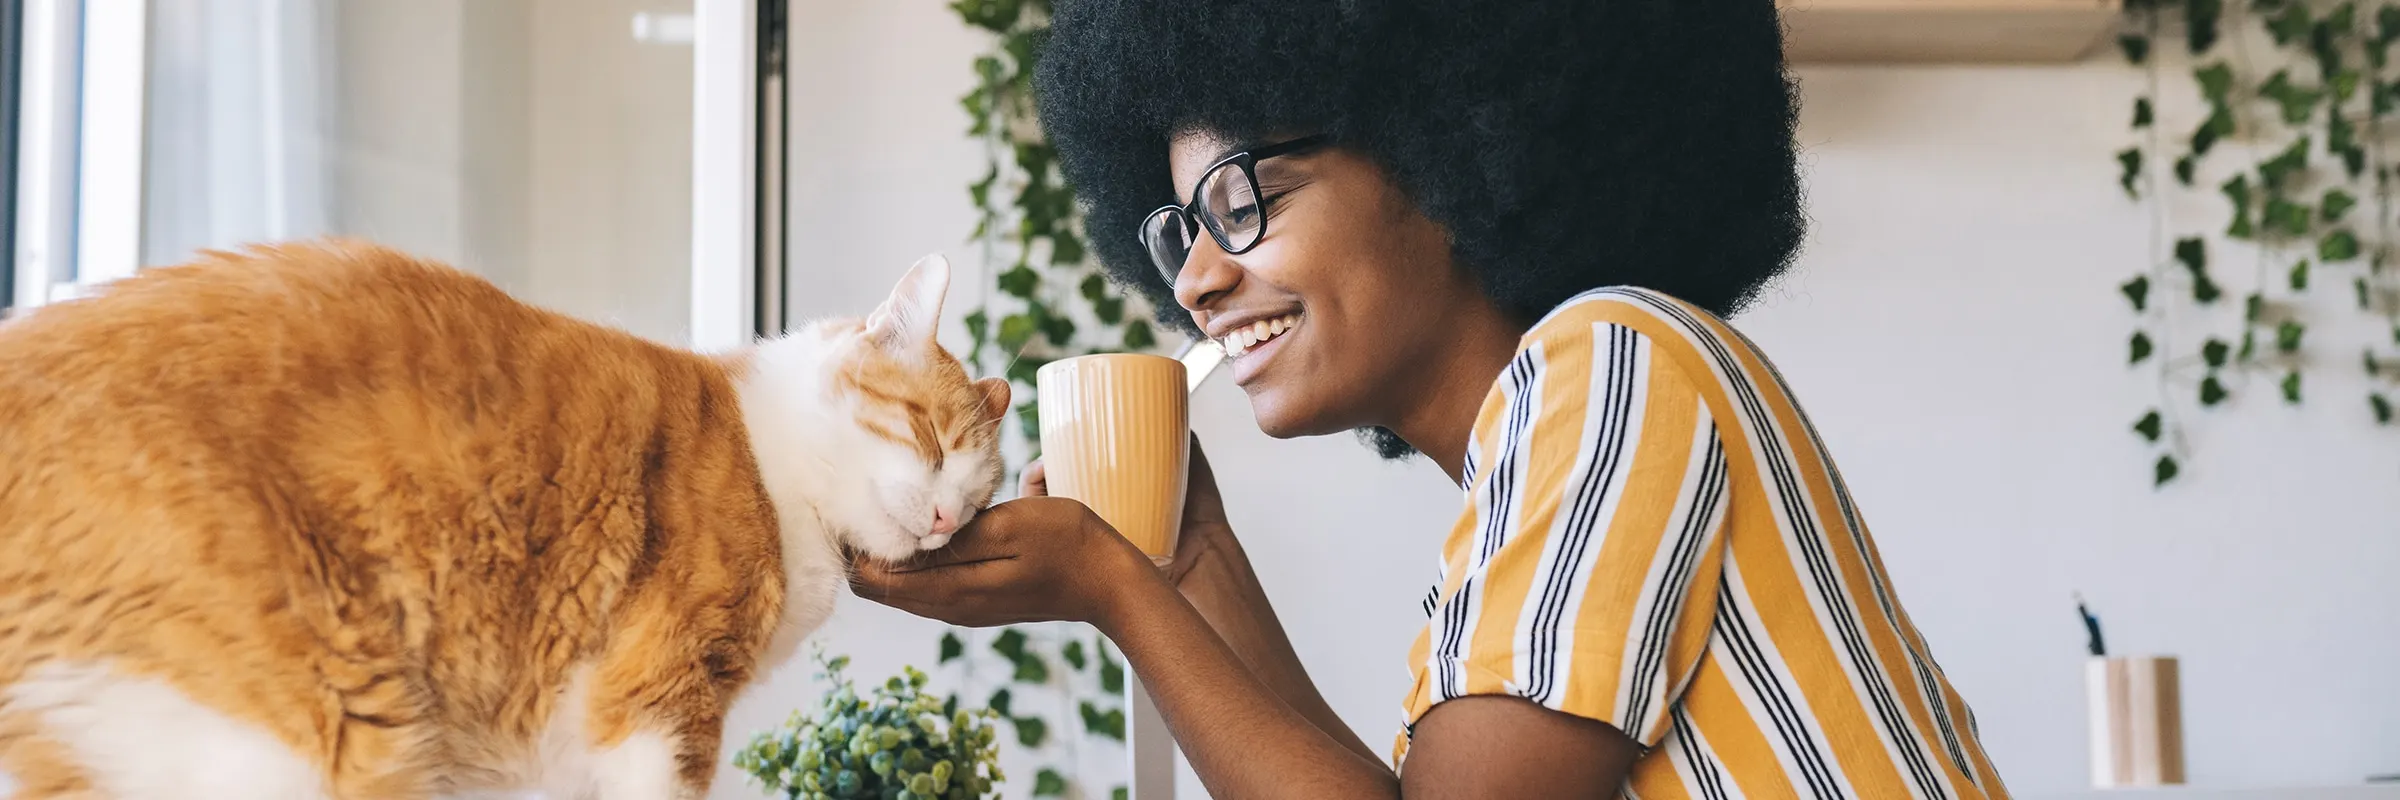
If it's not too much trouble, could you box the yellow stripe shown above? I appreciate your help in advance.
[1682,658,1800,800]
[1464,335,1587,694]
[1557,345,1696,725]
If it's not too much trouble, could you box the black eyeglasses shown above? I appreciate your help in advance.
[1139,135,1330,285]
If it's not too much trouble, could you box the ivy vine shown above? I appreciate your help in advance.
[938,0,1160,797]
[2116,0,2400,486]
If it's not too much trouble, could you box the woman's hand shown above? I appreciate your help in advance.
[1019,434,1235,587]
[850,496,1155,628]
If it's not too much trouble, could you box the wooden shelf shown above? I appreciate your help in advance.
[1780,0,2123,64]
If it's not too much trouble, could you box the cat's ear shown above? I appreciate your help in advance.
[972,377,1011,426]
[866,253,950,350]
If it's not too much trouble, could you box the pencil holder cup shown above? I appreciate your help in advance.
[2085,655,2185,788]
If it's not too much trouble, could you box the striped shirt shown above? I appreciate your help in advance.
[1395,288,2008,800]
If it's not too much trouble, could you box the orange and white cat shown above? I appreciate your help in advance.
[0,241,1009,799]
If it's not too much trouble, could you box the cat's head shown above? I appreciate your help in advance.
[737,254,1012,563]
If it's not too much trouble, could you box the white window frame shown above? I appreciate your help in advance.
[10,0,79,310]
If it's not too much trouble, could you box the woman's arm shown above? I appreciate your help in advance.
[853,497,1639,799]
[1163,521,1380,763]
[1025,445,1374,762]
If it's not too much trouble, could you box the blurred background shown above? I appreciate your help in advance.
[3,1,2395,798]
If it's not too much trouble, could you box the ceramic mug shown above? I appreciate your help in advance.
[1035,354,1190,566]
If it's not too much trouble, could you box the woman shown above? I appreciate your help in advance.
[855,0,2011,796]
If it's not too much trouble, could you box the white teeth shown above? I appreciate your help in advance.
[1218,314,1301,359]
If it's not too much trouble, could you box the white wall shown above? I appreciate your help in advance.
[329,0,694,343]
[749,6,2400,799]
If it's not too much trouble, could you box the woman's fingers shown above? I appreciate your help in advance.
[1020,460,1048,498]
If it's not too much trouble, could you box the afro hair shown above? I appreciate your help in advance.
[1034,0,1806,336]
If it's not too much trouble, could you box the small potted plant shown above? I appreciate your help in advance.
[732,652,1005,800]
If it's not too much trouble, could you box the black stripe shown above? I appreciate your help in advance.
[1608,293,1843,799]
[1718,579,1846,800]
[1619,289,1950,798]
[1622,428,1727,739]
[1674,708,1733,800]
[1435,349,1540,699]
[1524,326,1638,704]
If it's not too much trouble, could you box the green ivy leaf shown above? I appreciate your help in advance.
[1079,274,1108,302]
[1094,296,1126,325]
[2194,275,2225,304]
[1032,301,1076,346]
[1013,715,1049,748]
[2132,97,2155,128]
[997,314,1037,355]
[2291,260,2312,291]
[939,631,965,664]
[2373,393,2394,424]
[2116,149,2143,197]
[1099,641,1126,694]
[1018,401,1043,441]
[1122,319,1157,351]
[2131,331,2156,364]
[2174,154,2197,186]
[964,309,991,359]
[2201,337,2230,367]
[2134,410,2164,442]
[2246,292,2265,322]
[1079,701,1128,742]
[2380,80,2399,115]
[2359,277,2374,309]
[2343,145,2368,178]
[2279,320,2308,352]
[2195,62,2236,104]
[1034,768,1068,796]
[2189,0,2224,53]
[2173,237,2206,273]
[2382,4,2400,43]
[2322,230,2363,261]
[2269,3,2313,45]
[1114,787,1131,800]
[993,628,1028,661]
[2367,349,2382,376]
[998,266,1041,299]
[2155,454,2181,487]
[2200,374,2230,406]
[1006,356,1052,389]
[2336,69,2364,102]
[2191,105,2234,155]
[1050,231,1086,266]
[2259,70,2323,124]
[2240,328,2259,361]
[1062,640,1088,671]
[2263,197,2313,236]
[988,688,1014,717]
[1012,652,1049,684]
[2323,189,2358,221]
[2122,34,2152,63]
[2282,370,2304,403]
[2122,276,2152,311]
[952,0,1023,33]
[2259,136,2311,191]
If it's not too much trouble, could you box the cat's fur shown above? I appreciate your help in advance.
[0,241,1010,799]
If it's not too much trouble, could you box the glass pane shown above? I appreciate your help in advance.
[140,0,695,344]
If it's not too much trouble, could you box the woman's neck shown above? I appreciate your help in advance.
[1388,305,1527,485]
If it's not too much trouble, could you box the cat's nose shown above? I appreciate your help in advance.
[929,507,960,538]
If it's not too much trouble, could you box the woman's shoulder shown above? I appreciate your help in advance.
[1518,286,1746,370]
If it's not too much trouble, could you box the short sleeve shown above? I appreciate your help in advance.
[1409,318,1731,749]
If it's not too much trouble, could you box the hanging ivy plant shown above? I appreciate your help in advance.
[2116,0,2400,486]
[940,0,1154,797]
